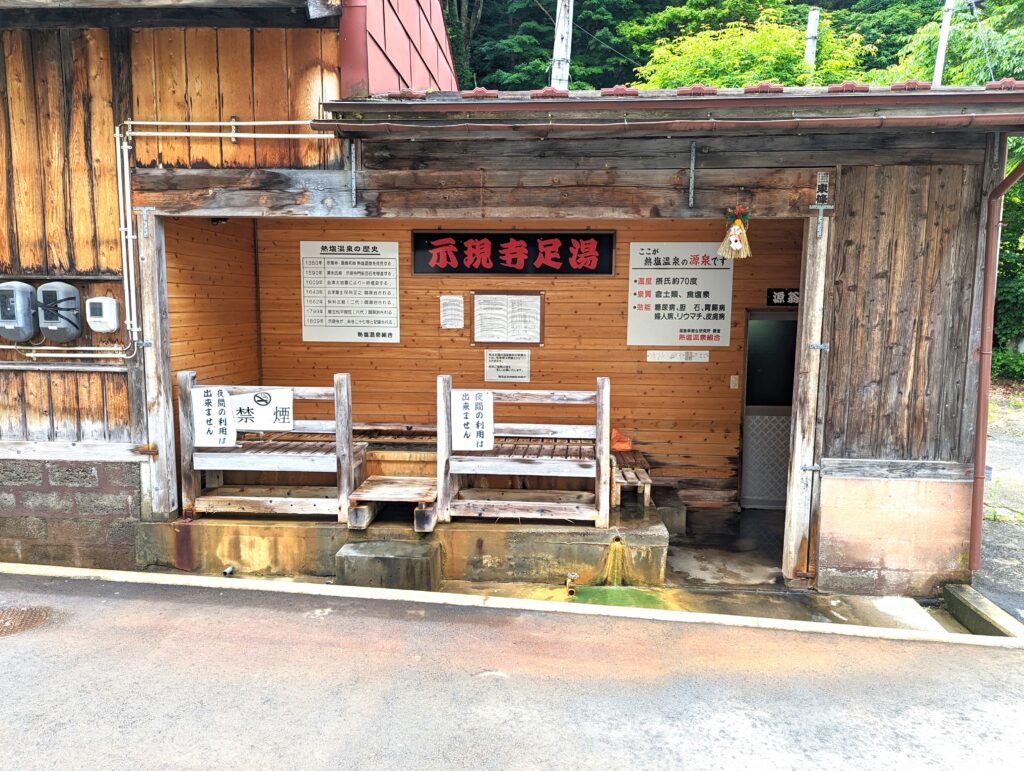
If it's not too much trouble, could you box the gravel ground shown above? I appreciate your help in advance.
[978,381,1024,621]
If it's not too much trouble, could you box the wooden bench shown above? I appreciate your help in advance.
[434,375,611,531]
[612,450,653,508]
[177,371,366,523]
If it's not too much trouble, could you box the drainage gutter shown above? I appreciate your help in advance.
[970,140,1024,571]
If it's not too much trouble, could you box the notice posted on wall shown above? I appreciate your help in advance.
[646,350,710,363]
[191,386,237,448]
[300,241,400,343]
[627,242,733,347]
[485,349,531,382]
[440,294,465,329]
[472,292,542,345]
[229,389,294,432]
[452,389,494,451]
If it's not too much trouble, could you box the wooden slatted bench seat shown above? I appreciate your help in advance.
[434,376,611,532]
[177,371,366,522]
[612,450,654,508]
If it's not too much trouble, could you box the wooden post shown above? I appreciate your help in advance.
[177,370,199,518]
[436,374,453,523]
[782,216,830,580]
[139,213,179,518]
[595,376,611,528]
[335,372,353,524]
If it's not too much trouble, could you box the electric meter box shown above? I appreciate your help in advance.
[0,281,38,343]
[36,281,82,343]
[85,297,120,334]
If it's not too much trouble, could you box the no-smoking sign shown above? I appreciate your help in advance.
[229,388,294,432]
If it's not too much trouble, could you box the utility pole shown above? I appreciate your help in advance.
[804,7,820,69]
[933,0,956,87]
[550,0,575,90]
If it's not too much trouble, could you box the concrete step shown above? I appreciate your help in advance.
[336,540,441,591]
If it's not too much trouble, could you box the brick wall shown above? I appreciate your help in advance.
[0,461,142,569]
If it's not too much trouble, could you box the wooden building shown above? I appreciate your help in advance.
[1,0,1022,597]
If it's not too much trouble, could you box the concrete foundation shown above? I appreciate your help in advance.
[336,541,441,591]
[137,514,670,586]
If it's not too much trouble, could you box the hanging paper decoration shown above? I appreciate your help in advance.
[717,206,751,260]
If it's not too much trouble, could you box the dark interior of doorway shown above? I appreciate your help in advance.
[664,310,798,589]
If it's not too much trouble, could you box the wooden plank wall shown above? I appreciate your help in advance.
[0,29,130,444]
[129,27,341,169]
[165,217,261,386]
[240,217,803,520]
[0,29,121,276]
[822,164,984,464]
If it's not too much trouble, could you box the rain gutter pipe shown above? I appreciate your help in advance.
[971,137,1024,571]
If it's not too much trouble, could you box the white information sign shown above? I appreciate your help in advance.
[627,242,733,347]
[473,293,542,344]
[300,241,400,343]
[485,349,531,382]
[190,386,236,448]
[229,389,294,432]
[440,294,464,329]
[646,350,710,363]
[452,389,494,451]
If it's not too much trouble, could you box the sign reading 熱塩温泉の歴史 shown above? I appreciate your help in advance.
[229,389,294,432]
[452,389,494,451]
[627,242,733,347]
[485,350,531,382]
[300,241,400,343]
[191,386,236,448]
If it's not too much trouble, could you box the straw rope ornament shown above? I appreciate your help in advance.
[718,206,751,260]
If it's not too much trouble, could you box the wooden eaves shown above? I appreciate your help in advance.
[0,0,342,27]
[315,86,1024,140]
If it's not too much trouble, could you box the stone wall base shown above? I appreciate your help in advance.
[0,461,142,570]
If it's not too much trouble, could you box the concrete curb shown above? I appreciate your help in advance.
[944,583,1024,638]
[3,561,1024,649]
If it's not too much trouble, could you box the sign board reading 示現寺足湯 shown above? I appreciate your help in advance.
[413,232,614,275]
[627,242,733,347]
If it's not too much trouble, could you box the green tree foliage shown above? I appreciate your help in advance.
[633,12,873,88]
[879,0,1024,84]
[471,1,668,91]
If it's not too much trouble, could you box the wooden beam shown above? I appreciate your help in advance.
[594,376,611,528]
[139,213,179,519]
[819,458,974,480]
[494,423,596,439]
[0,441,150,462]
[129,166,823,220]
[335,372,352,525]
[192,452,337,472]
[177,370,199,517]
[436,374,452,523]
[782,216,829,581]
[0,8,333,27]
[448,499,599,520]
[448,456,598,477]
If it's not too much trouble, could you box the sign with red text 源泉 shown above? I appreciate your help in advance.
[413,232,615,275]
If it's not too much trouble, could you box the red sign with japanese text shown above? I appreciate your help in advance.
[413,232,615,275]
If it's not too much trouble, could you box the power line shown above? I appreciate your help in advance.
[966,0,996,81]
[530,0,643,71]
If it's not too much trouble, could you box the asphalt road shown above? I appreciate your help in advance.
[2,574,1023,770]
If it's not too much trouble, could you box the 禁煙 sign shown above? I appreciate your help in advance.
[413,232,615,275]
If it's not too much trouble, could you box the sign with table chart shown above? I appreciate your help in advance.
[300,241,400,343]
[452,389,494,451]
[190,386,236,448]
[472,291,543,345]
[627,242,734,347]
[229,389,294,432]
